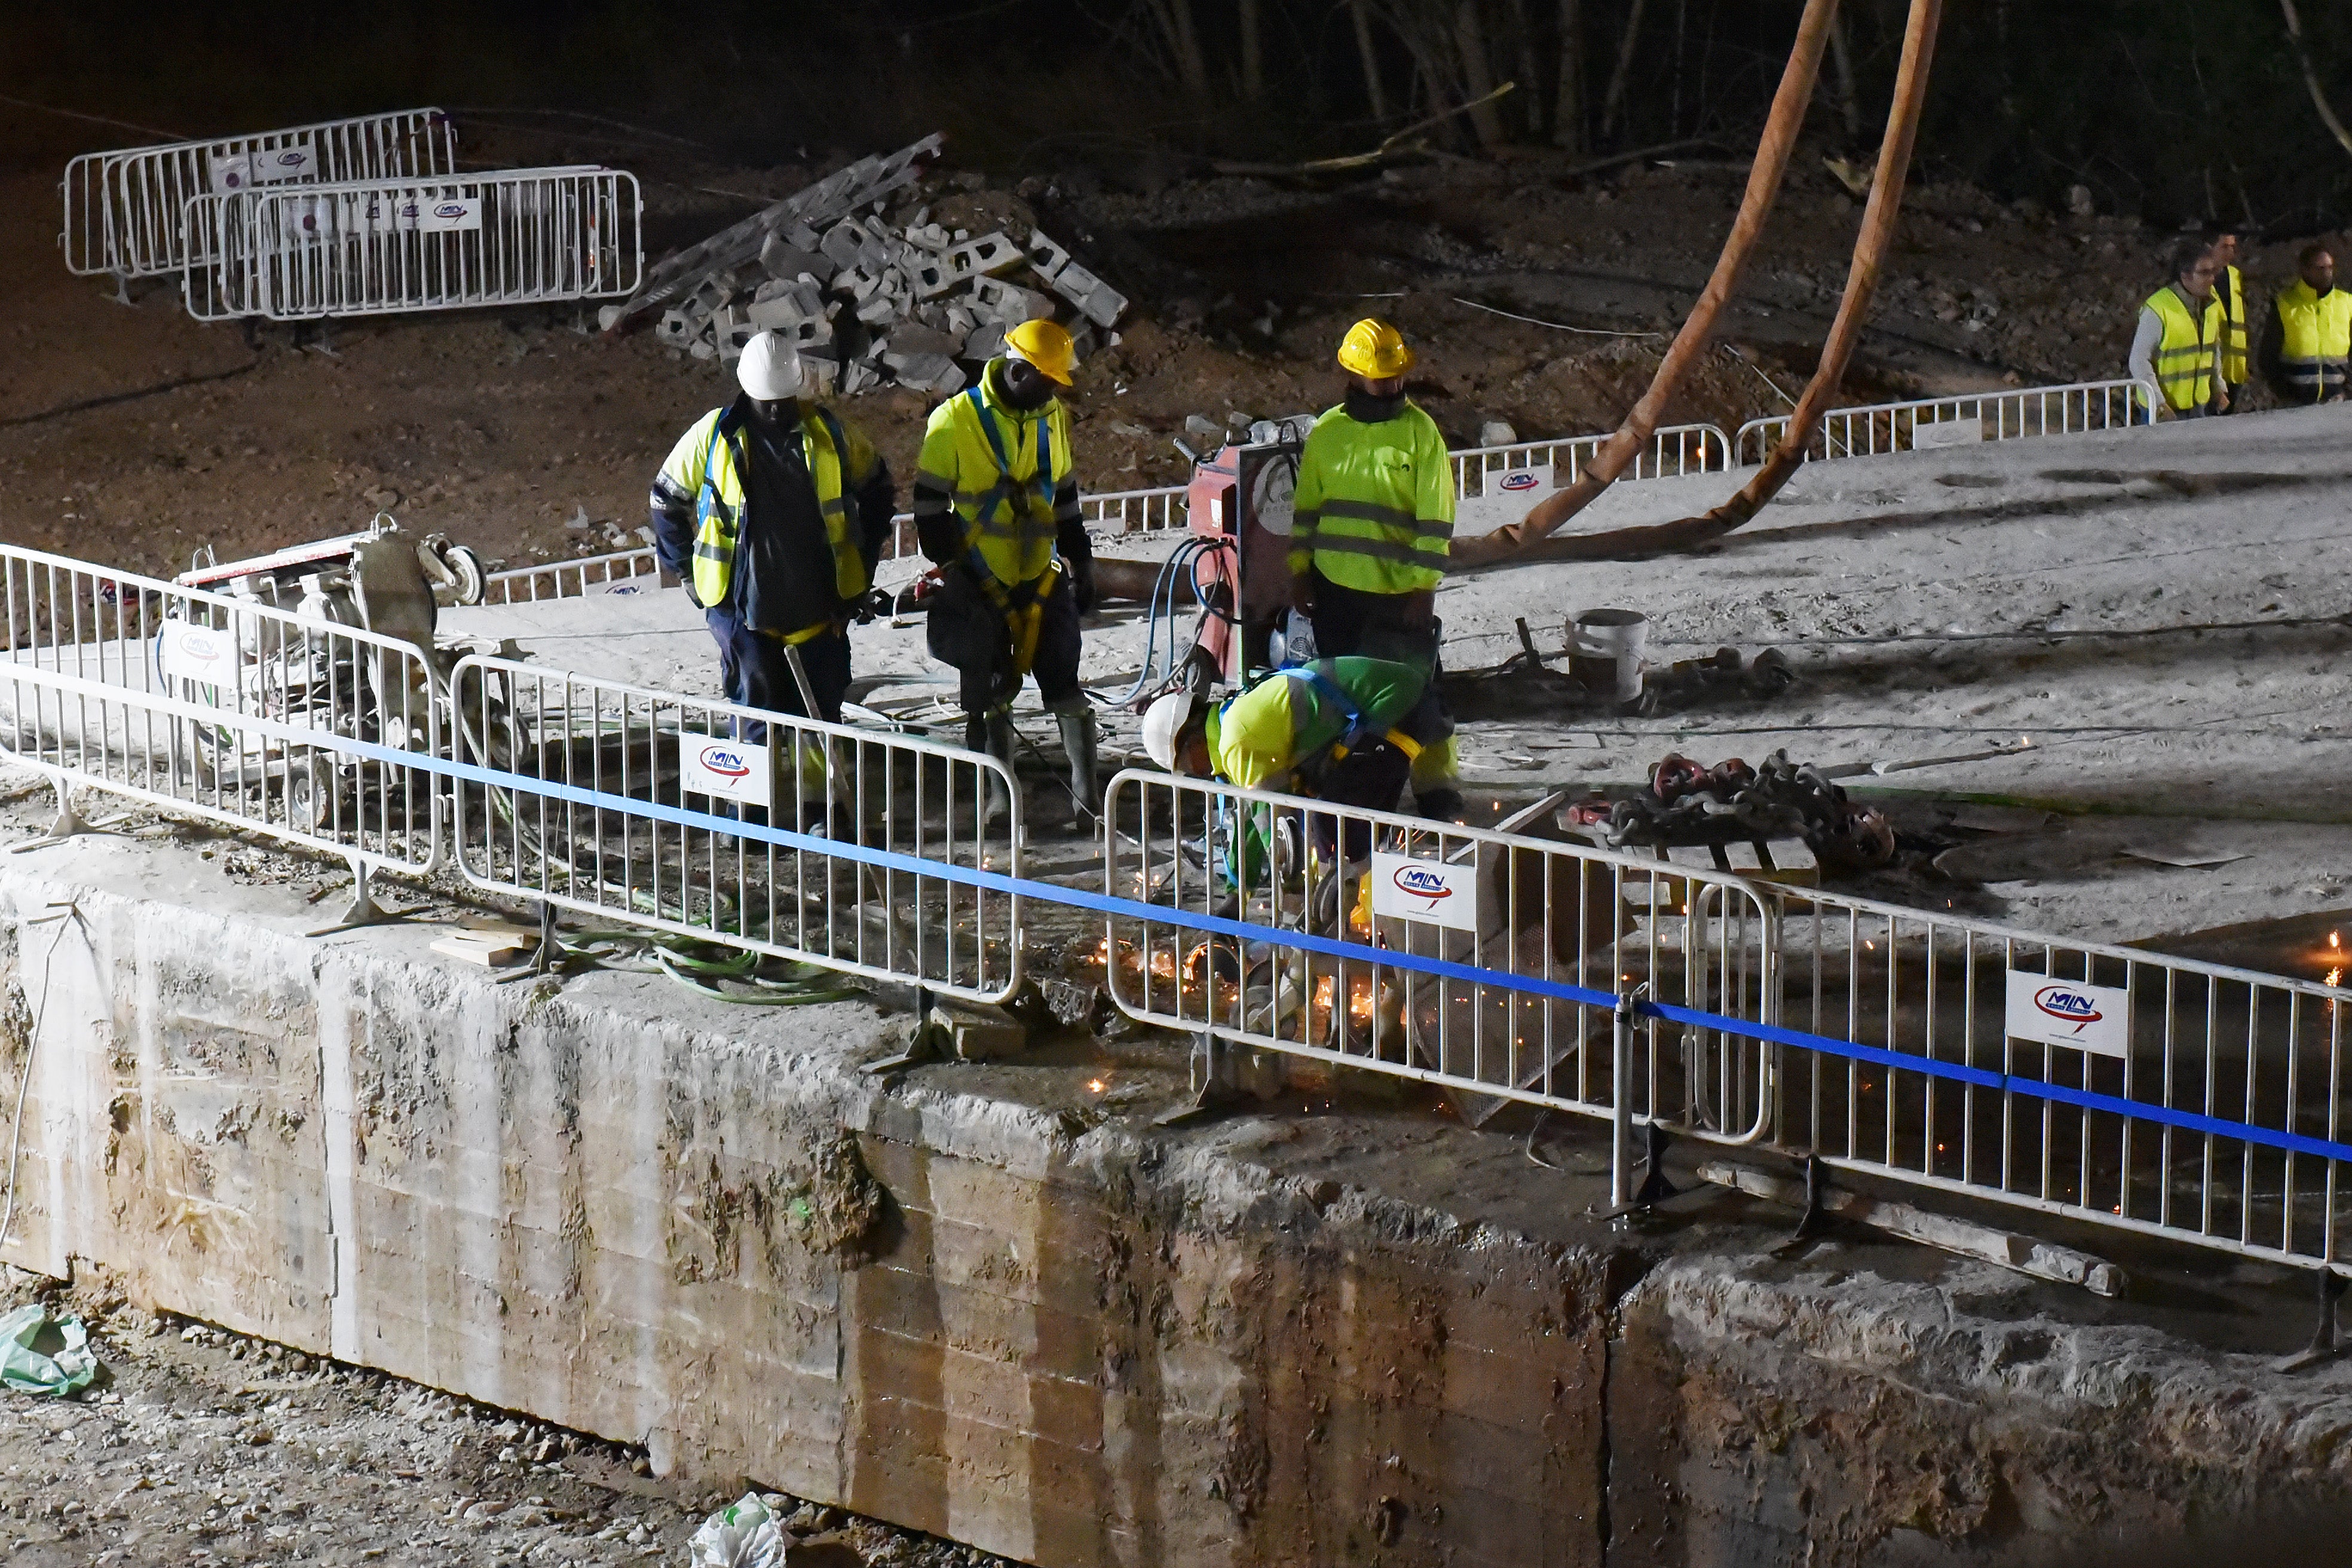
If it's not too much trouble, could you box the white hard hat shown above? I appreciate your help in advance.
[737,330,806,400]
[1141,691,1202,771]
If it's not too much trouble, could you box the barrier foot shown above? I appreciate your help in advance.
[106,271,133,308]
[2276,1269,2350,1373]
[11,780,128,854]
[308,859,412,938]
[493,899,563,983]
[864,986,950,1076]
[1153,1035,1253,1128]
[1789,1154,1832,1243]
[1634,1121,1680,1204]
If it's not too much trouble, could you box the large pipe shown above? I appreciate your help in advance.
[1451,0,1843,569]
[1668,0,1944,541]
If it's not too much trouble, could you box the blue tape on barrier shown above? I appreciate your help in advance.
[24,667,2352,1172]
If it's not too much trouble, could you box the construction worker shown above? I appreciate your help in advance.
[2259,243,2352,405]
[1140,656,1452,858]
[2129,240,2227,418]
[2206,229,2253,412]
[1287,318,1463,820]
[650,330,893,730]
[912,318,1097,822]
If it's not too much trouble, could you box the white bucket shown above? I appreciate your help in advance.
[1570,608,1649,702]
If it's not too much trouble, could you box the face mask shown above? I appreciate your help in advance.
[1345,386,1407,422]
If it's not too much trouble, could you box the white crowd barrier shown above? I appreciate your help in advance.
[0,543,440,878]
[1453,421,1735,500]
[446,655,1022,1004]
[481,548,662,607]
[182,166,642,323]
[63,108,457,287]
[1734,379,2158,466]
[1101,768,2352,1276]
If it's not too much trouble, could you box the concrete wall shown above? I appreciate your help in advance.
[0,866,1614,1567]
[9,858,2352,1567]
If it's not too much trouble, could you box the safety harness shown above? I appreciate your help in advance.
[962,385,1064,676]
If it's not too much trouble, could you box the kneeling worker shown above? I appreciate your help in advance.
[1140,657,1452,851]
[1288,318,1463,819]
[912,318,1098,819]
[650,330,894,728]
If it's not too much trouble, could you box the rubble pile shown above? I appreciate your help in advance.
[604,134,1129,398]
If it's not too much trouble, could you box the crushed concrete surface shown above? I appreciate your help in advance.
[0,1272,1010,1568]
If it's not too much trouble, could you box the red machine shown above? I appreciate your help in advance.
[1182,419,1311,683]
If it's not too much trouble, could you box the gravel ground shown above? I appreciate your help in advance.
[0,1272,1010,1568]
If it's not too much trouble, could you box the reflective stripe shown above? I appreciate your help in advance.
[2276,281,2352,402]
[2145,287,2219,411]
[1303,532,1453,571]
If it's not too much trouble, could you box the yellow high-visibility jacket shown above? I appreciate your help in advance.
[2271,279,2352,402]
[2145,286,2224,412]
[2219,264,2250,385]
[1288,402,1454,596]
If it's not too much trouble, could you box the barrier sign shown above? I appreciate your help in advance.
[680,735,771,807]
[1371,852,1482,933]
[2005,972,2129,1058]
[158,620,235,687]
[1910,418,1985,450]
[1454,463,1555,534]
[211,144,316,194]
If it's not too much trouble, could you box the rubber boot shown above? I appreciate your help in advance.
[982,710,1019,832]
[1056,705,1100,823]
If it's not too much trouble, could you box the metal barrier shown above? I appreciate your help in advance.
[1100,769,2352,1275]
[183,166,641,323]
[482,548,661,606]
[62,108,458,286]
[0,544,441,884]
[1734,379,2158,467]
[1452,422,1735,499]
[1098,770,1773,1134]
[1081,485,1190,537]
[445,656,1022,1004]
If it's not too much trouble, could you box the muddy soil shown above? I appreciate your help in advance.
[4,105,2323,586]
[0,1267,1004,1568]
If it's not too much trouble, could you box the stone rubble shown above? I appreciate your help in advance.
[610,134,1127,399]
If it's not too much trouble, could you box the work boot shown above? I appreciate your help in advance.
[1416,788,1466,823]
[1055,705,1100,823]
[982,710,1019,832]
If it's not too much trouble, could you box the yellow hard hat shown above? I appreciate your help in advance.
[1336,317,1413,379]
[1004,318,1076,387]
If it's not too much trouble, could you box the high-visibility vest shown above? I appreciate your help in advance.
[1203,657,1428,792]
[2275,279,2352,403]
[1288,401,1455,596]
[659,403,868,626]
[918,372,1073,592]
[2145,286,2222,412]
[2219,264,2250,384]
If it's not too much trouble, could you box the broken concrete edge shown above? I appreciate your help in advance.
[17,859,2352,1561]
[1696,1155,2129,1297]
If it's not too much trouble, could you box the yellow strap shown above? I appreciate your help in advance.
[760,620,844,647]
[1382,727,1423,761]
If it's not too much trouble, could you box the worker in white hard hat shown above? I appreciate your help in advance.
[1287,318,1463,820]
[911,317,1098,825]
[1141,656,1451,858]
[650,330,895,733]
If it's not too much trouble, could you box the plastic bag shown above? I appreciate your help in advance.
[688,1492,785,1568]
[0,1306,98,1398]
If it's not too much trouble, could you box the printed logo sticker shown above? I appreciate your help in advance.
[2004,972,2129,1058]
[1370,852,1481,933]
[680,735,771,807]
[160,621,231,686]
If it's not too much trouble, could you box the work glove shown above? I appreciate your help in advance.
[851,587,893,624]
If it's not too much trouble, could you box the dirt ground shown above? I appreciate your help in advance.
[4,104,2330,586]
[0,1267,1005,1568]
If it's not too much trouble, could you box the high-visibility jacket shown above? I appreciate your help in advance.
[913,361,1082,670]
[2219,264,2250,385]
[2273,279,2352,402]
[2145,286,2223,412]
[1289,401,1454,596]
[654,400,881,637]
[1205,657,1437,794]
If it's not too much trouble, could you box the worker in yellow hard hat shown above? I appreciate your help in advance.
[1286,318,1462,819]
[912,316,1098,825]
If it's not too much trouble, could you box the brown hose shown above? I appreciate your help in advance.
[1450,0,1844,569]
[1671,0,1944,540]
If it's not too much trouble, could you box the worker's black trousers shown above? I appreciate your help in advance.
[1310,742,1413,862]
[706,608,850,738]
[1307,573,1440,670]
[950,577,1084,742]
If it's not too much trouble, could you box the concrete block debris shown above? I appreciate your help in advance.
[618,134,1128,399]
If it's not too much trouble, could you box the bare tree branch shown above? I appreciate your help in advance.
[2281,0,2352,158]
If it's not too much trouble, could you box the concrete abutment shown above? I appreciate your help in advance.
[2,846,2350,1565]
